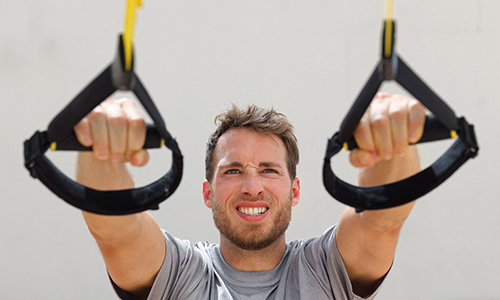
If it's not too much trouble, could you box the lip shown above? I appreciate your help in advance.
[235,201,270,222]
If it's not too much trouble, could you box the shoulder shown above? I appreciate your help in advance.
[288,225,338,253]
[146,231,218,299]
[160,229,216,264]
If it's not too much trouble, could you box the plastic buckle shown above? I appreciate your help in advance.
[458,117,479,157]
[111,34,136,91]
[24,131,50,178]
[379,19,398,80]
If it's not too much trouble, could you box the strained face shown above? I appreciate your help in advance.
[204,128,299,250]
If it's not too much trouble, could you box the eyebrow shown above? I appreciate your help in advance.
[219,161,283,169]
[219,161,244,169]
[259,162,283,169]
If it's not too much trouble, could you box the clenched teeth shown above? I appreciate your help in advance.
[238,207,268,216]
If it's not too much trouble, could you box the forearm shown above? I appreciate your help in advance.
[77,152,142,243]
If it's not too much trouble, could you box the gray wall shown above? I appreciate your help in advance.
[1,1,499,299]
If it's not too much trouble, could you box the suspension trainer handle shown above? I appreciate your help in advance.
[342,114,457,151]
[24,34,184,215]
[50,123,163,151]
[322,19,479,212]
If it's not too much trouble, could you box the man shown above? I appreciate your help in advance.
[74,93,425,299]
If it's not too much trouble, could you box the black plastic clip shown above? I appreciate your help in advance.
[379,20,398,80]
[112,34,136,90]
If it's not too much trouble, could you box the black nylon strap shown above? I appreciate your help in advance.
[133,74,174,145]
[339,64,382,142]
[47,65,115,142]
[395,56,458,130]
[25,132,179,214]
[323,118,478,210]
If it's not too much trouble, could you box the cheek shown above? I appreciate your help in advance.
[211,183,238,207]
[214,177,242,196]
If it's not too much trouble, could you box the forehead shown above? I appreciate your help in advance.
[214,128,287,165]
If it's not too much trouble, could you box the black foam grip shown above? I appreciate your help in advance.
[53,123,163,151]
[344,114,452,150]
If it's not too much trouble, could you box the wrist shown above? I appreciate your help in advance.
[359,146,421,187]
[76,152,134,190]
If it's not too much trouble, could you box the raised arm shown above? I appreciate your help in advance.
[335,93,426,296]
[75,98,165,299]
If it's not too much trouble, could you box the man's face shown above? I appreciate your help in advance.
[203,128,300,251]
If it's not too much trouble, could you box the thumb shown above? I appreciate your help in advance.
[129,149,149,167]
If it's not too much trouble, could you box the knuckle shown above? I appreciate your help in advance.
[128,117,146,130]
[376,92,389,99]
[371,115,389,130]
[74,119,87,131]
[409,99,425,112]
[373,96,386,105]
[87,109,105,122]
[354,122,369,136]
[389,108,406,122]
[108,115,127,127]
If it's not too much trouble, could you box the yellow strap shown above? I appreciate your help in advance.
[384,0,393,58]
[123,0,143,71]
[450,130,457,139]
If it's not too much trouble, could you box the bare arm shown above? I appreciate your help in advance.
[335,93,425,296]
[75,99,165,299]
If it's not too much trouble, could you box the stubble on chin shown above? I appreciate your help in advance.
[211,192,293,251]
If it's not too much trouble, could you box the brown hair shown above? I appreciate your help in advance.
[205,104,299,182]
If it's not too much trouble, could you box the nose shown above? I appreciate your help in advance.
[241,172,264,198]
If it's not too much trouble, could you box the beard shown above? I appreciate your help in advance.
[211,192,293,251]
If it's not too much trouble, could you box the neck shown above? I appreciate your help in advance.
[219,235,287,272]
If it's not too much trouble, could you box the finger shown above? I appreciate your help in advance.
[119,98,147,160]
[74,117,93,147]
[130,149,150,167]
[353,108,376,155]
[102,99,127,163]
[407,99,426,143]
[370,93,393,160]
[349,149,377,168]
[388,95,409,157]
[87,105,109,160]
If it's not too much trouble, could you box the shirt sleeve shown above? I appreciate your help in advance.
[109,229,211,300]
[305,225,388,300]
[110,275,139,300]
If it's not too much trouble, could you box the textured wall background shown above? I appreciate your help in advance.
[1,1,498,299]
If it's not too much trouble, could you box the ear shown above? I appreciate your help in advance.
[291,178,301,207]
[202,181,213,208]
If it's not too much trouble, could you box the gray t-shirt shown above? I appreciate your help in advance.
[113,225,385,299]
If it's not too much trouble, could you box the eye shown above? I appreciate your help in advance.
[263,168,278,174]
[225,169,240,174]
